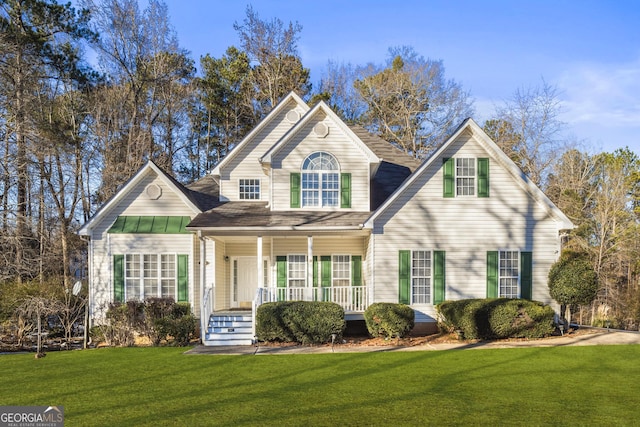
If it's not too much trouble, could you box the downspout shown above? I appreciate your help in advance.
[79,234,92,348]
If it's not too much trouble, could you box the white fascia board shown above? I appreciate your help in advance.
[210,91,309,176]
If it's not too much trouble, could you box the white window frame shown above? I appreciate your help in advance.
[301,152,340,208]
[124,253,178,300]
[411,250,432,304]
[239,178,260,200]
[499,250,519,298]
[331,254,351,287]
[456,158,475,197]
[287,254,307,287]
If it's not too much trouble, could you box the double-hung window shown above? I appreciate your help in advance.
[443,157,489,198]
[499,251,519,298]
[287,254,307,287]
[456,158,475,196]
[332,255,351,286]
[302,152,339,207]
[412,251,432,304]
[487,250,532,299]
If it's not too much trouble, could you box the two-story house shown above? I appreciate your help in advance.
[79,92,573,345]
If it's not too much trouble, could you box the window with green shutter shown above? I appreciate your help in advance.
[487,250,532,299]
[443,157,490,198]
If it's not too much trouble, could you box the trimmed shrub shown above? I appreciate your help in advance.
[256,301,345,344]
[364,303,415,338]
[437,298,555,340]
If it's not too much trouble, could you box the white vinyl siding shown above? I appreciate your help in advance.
[220,99,305,201]
[86,168,198,322]
[371,131,563,321]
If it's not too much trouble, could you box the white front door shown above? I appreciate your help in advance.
[232,257,268,308]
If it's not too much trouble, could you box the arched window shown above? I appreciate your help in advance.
[301,152,339,207]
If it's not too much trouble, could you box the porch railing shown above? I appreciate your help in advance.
[252,286,368,313]
[201,285,213,343]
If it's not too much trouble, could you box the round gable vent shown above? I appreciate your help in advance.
[146,183,162,200]
[286,110,300,123]
[313,122,329,138]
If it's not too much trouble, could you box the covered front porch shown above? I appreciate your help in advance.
[197,232,370,345]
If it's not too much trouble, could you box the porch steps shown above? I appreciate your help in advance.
[204,313,254,346]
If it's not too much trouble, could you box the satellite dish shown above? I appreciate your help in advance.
[72,281,82,296]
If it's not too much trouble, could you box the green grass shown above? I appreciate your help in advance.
[1,345,639,426]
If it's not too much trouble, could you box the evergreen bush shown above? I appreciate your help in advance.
[364,303,415,338]
[256,301,345,344]
[437,298,555,340]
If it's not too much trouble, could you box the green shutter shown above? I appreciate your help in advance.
[477,158,490,197]
[340,173,351,208]
[321,256,331,287]
[487,251,498,298]
[520,252,533,299]
[313,256,318,287]
[113,254,124,303]
[177,254,188,302]
[433,251,446,304]
[351,255,362,286]
[399,250,411,304]
[290,173,301,208]
[443,158,455,198]
[276,256,287,287]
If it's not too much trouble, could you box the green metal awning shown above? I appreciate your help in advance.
[107,216,192,234]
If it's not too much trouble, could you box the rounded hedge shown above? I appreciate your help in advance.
[256,301,345,344]
[437,298,555,340]
[364,303,415,338]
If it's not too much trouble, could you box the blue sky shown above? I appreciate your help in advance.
[162,0,640,154]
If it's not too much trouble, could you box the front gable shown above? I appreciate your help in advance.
[79,162,201,238]
[366,119,573,232]
[263,102,380,212]
[212,92,309,202]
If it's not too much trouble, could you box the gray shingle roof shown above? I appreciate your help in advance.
[185,126,421,229]
[187,202,369,229]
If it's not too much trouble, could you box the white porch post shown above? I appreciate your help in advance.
[257,235,263,290]
[307,235,313,301]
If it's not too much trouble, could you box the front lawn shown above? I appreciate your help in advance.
[1,345,638,426]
